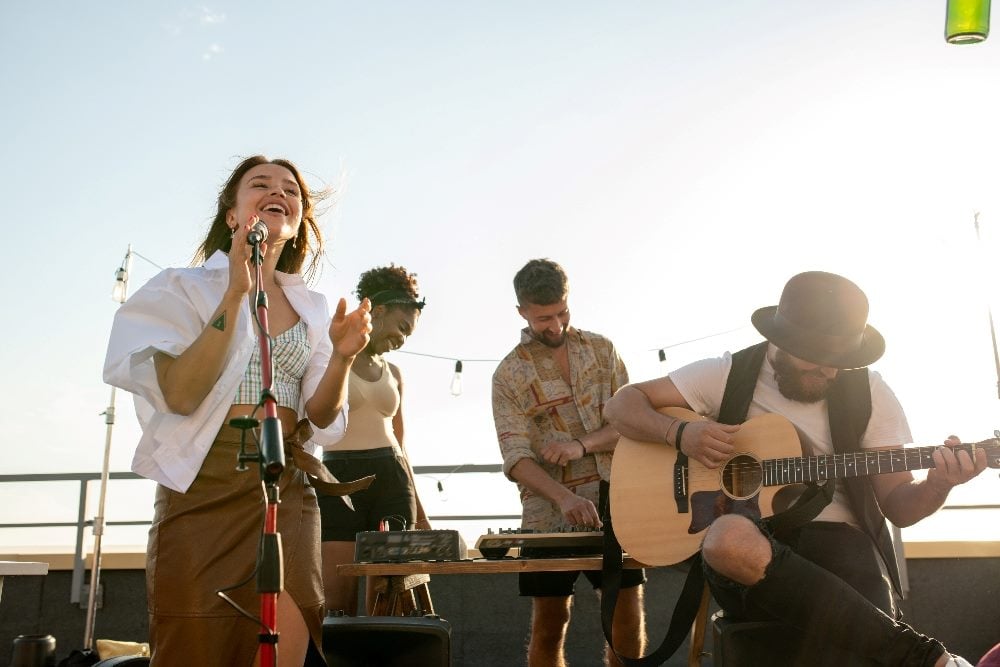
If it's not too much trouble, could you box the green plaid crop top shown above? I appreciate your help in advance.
[233,319,310,410]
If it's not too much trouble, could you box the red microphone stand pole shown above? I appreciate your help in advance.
[250,238,286,667]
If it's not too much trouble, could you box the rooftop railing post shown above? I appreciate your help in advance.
[84,389,117,648]
[71,479,89,605]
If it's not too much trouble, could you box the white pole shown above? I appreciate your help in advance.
[84,245,132,650]
[973,213,1000,400]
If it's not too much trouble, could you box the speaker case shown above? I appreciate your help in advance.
[323,614,451,667]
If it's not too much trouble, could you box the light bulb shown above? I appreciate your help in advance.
[112,267,128,303]
[450,360,463,396]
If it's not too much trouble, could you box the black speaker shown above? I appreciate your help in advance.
[711,612,857,666]
[323,614,451,667]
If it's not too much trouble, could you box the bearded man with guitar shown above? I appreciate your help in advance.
[605,271,989,667]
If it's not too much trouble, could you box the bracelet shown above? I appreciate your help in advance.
[573,438,587,457]
[664,418,680,446]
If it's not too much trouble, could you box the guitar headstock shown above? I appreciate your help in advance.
[989,432,1000,469]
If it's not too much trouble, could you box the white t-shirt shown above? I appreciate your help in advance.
[103,250,347,493]
[669,344,912,526]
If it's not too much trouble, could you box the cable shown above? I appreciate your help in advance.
[397,350,499,363]
[649,326,747,352]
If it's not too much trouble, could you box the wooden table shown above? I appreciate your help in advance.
[338,555,645,579]
[339,556,644,616]
[0,561,49,603]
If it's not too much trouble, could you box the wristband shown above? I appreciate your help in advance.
[573,438,587,457]
[675,421,689,454]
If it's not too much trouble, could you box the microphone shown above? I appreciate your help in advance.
[246,220,268,246]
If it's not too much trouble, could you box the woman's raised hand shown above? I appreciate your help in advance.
[226,216,261,296]
[330,297,372,360]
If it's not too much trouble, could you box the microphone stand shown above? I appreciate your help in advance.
[243,237,286,667]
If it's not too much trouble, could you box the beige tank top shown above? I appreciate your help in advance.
[336,357,401,451]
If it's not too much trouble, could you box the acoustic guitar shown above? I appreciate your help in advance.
[610,407,1000,567]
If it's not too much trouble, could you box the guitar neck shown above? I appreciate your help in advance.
[764,442,995,486]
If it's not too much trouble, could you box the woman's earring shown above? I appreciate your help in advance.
[292,234,298,249]
[230,227,236,239]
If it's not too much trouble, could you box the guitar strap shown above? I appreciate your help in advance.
[717,342,768,426]
[827,366,902,597]
[600,520,705,667]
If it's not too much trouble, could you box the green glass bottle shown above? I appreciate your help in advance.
[946,0,991,44]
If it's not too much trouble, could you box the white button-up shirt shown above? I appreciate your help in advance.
[103,251,346,492]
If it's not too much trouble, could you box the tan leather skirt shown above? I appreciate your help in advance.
[146,425,324,666]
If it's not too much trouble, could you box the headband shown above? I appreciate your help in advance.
[369,289,426,310]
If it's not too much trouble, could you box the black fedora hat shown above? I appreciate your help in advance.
[751,271,885,370]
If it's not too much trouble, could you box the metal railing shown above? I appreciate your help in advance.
[1,470,996,604]
[0,466,518,604]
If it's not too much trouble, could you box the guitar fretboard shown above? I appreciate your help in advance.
[759,442,997,487]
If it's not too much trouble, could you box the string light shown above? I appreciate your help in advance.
[450,360,463,396]
[396,325,749,394]
[421,463,472,499]
[111,246,162,304]
[397,350,500,397]
[112,265,129,304]
[650,326,746,362]
[109,250,735,390]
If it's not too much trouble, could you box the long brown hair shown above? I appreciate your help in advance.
[193,155,328,282]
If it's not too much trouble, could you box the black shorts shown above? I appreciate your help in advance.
[518,559,647,597]
[518,480,647,597]
[317,447,416,542]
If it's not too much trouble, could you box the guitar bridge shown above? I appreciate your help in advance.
[673,453,689,513]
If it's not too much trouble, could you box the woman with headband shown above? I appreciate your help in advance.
[318,264,429,615]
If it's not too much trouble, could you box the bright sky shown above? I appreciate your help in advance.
[1,2,998,548]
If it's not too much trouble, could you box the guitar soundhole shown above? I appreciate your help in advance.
[721,454,763,500]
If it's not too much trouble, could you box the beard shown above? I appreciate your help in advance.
[531,324,568,348]
[772,349,836,403]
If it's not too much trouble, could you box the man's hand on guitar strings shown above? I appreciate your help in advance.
[680,420,740,469]
[926,435,989,492]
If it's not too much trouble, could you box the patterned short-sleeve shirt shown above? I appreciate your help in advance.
[491,327,629,531]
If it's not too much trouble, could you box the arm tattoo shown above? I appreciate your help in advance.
[211,313,226,332]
